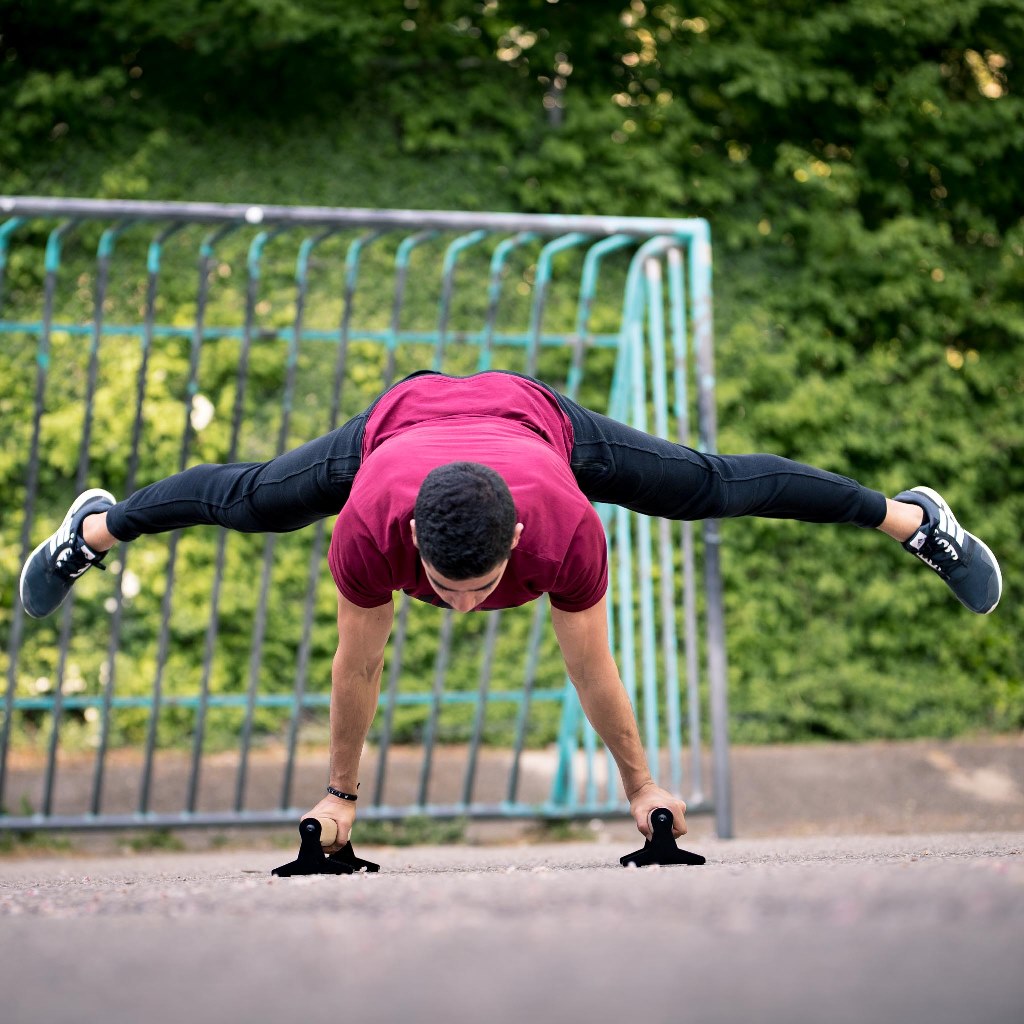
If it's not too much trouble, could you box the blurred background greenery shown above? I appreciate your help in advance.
[1,0,1021,746]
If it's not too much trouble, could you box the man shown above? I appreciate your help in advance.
[19,370,1002,850]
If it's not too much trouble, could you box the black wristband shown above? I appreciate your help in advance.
[327,785,358,802]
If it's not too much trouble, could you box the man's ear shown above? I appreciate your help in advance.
[510,522,524,550]
[410,519,419,549]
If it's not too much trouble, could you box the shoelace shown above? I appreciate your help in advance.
[53,542,108,580]
[915,525,964,578]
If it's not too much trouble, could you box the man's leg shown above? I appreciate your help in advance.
[103,411,369,542]
[20,410,370,619]
[554,393,1001,614]
[556,395,888,525]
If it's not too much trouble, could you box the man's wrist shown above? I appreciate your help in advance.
[625,778,656,801]
[327,784,359,802]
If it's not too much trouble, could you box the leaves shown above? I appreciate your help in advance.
[1,0,1022,744]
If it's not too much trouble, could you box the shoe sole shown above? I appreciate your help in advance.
[909,485,1002,615]
[19,488,116,619]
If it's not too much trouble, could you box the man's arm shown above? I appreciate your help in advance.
[302,593,394,851]
[550,595,687,838]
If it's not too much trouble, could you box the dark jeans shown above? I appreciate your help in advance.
[106,372,887,542]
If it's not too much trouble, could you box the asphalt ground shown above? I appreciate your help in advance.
[2,830,1023,1024]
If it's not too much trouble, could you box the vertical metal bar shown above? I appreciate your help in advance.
[0,216,25,312]
[550,237,668,812]
[235,229,289,812]
[550,680,581,810]
[337,231,384,393]
[385,231,435,389]
[16,222,77,815]
[568,235,633,399]
[615,511,637,710]
[461,611,501,806]
[139,223,238,814]
[608,237,675,423]
[601,522,620,808]
[525,233,589,377]
[0,217,27,807]
[281,231,382,809]
[610,256,641,800]
[432,230,487,371]
[690,223,732,838]
[417,610,454,806]
[63,220,128,810]
[582,699,598,807]
[630,265,659,786]
[646,256,685,795]
[547,236,633,811]
[667,245,705,803]
[278,229,339,809]
[92,223,184,815]
[50,223,127,814]
[506,599,548,805]
[478,232,537,372]
[184,224,263,813]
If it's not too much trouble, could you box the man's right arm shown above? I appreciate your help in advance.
[301,593,394,850]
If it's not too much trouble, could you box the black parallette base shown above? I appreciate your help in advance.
[272,817,381,877]
[620,808,706,867]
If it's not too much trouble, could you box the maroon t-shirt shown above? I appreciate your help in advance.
[327,373,608,612]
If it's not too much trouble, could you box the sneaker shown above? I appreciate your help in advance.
[896,486,1002,615]
[19,488,116,619]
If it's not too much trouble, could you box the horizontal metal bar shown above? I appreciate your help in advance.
[8,689,565,713]
[0,196,709,241]
[0,798,715,832]
[0,321,621,349]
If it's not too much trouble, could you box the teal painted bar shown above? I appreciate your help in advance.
[478,231,537,371]
[146,222,185,275]
[11,689,562,713]
[526,231,590,374]
[667,245,704,802]
[567,233,634,398]
[43,221,76,274]
[434,228,488,370]
[0,216,25,261]
[637,257,665,780]
[246,228,282,281]
[0,320,621,349]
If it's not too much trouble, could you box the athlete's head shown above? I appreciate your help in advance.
[411,462,520,589]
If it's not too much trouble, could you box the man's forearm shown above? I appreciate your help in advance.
[328,596,394,794]
[328,648,383,792]
[550,599,654,799]
[572,664,653,798]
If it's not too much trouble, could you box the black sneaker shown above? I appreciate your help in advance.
[19,488,116,619]
[896,486,1002,615]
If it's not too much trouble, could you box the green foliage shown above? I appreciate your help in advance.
[354,814,467,846]
[126,828,186,852]
[1,0,1022,745]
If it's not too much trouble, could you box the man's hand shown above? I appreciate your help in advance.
[629,781,687,840]
[300,794,358,853]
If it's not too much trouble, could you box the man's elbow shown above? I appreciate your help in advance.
[564,653,619,692]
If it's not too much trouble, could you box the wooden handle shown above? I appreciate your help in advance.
[315,816,339,847]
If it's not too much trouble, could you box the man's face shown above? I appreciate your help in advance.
[420,561,508,613]
[410,519,524,613]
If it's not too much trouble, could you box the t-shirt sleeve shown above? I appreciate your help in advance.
[328,511,396,608]
[548,505,609,613]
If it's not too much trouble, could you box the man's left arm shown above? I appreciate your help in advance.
[550,596,688,839]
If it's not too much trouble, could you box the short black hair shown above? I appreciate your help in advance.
[413,462,517,580]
